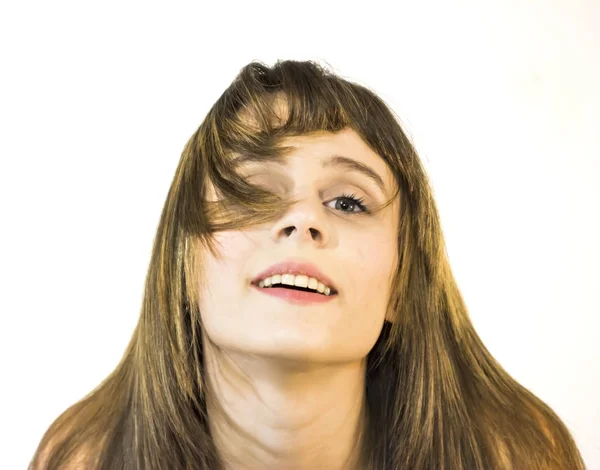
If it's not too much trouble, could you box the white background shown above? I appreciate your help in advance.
[1,1,598,468]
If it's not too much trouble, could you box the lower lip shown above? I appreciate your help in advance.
[251,284,337,304]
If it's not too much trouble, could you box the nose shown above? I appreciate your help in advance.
[270,199,329,246]
[277,224,324,245]
[282,226,320,240]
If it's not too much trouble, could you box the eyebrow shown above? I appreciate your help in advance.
[232,153,387,195]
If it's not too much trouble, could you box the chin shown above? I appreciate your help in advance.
[214,332,372,365]
[201,313,383,365]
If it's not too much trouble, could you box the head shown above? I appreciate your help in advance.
[197,125,400,364]
[176,61,432,373]
[31,60,585,470]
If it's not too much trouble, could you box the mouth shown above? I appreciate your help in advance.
[251,281,338,296]
[251,259,339,296]
[251,281,338,304]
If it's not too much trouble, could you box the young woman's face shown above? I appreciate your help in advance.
[198,128,399,363]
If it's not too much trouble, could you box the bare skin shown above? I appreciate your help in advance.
[198,128,399,469]
[204,343,368,470]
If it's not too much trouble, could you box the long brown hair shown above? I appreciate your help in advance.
[30,59,585,469]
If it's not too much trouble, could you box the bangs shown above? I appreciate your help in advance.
[181,60,403,246]
[208,61,373,165]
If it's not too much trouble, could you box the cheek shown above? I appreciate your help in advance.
[207,231,256,265]
[213,231,245,252]
[355,232,397,283]
[349,231,397,323]
[196,231,255,301]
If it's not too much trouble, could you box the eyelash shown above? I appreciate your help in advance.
[243,174,370,215]
[331,192,370,215]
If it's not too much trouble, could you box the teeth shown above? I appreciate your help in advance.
[256,274,333,296]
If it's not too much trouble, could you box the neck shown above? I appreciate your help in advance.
[203,341,368,470]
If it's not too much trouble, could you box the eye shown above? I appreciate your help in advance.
[325,193,370,215]
[243,172,371,215]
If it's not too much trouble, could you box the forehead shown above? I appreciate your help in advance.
[233,128,395,195]
[235,92,391,180]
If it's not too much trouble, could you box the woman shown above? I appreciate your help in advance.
[30,60,585,469]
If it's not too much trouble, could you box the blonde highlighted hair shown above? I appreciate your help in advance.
[30,59,584,469]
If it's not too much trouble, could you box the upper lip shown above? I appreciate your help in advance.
[251,258,339,294]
